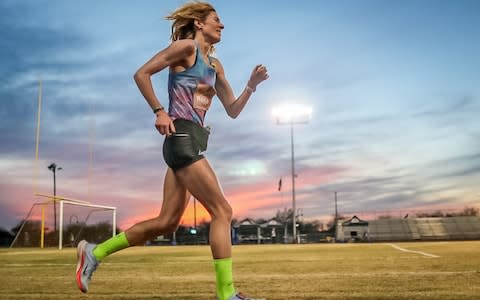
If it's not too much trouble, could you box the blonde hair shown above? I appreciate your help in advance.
[166,1,216,52]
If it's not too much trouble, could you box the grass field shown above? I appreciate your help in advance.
[0,241,479,299]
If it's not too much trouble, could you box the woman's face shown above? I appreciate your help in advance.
[200,11,224,44]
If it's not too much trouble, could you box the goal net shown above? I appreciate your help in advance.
[10,194,116,249]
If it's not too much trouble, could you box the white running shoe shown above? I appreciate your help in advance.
[75,240,99,293]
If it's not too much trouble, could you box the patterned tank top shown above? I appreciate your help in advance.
[167,41,217,126]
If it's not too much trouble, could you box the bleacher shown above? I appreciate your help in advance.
[367,217,480,241]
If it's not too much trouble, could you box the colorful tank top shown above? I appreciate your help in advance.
[168,41,217,126]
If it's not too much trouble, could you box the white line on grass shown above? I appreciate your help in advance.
[388,243,440,258]
[2,262,172,267]
[4,263,73,266]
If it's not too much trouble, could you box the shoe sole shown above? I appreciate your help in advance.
[75,240,88,293]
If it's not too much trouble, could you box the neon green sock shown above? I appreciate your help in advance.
[214,257,236,300]
[92,232,130,261]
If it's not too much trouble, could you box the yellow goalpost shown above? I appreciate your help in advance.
[11,79,118,249]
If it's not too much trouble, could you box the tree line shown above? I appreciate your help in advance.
[1,206,478,247]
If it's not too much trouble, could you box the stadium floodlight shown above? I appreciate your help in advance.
[47,163,62,233]
[272,104,312,243]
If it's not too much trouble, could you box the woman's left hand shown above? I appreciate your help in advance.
[248,64,269,92]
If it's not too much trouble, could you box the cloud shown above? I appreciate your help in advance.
[2,1,480,232]
[412,96,476,119]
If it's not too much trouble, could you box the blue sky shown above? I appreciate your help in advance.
[1,0,479,230]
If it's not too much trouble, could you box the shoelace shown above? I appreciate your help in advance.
[88,263,98,280]
[85,255,99,280]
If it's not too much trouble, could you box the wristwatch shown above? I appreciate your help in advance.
[153,106,164,114]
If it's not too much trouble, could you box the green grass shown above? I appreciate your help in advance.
[1,241,479,299]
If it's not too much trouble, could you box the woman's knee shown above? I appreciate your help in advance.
[160,218,181,233]
[211,199,232,222]
[146,218,180,236]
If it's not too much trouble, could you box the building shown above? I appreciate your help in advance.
[335,216,480,242]
[336,216,369,242]
[233,218,285,244]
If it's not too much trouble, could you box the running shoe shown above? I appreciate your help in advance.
[75,240,99,293]
[225,292,261,300]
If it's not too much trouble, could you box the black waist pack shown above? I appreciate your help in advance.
[162,119,210,170]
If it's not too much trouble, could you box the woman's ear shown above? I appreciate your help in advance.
[194,19,203,30]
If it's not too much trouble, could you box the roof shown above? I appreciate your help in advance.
[234,218,284,228]
[235,218,257,227]
[342,215,369,226]
[265,219,282,226]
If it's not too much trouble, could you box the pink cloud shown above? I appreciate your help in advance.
[295,165,348,186]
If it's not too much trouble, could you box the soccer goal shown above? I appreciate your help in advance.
[10,193,116,249]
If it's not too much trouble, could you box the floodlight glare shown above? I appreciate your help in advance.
[272,104,312,124]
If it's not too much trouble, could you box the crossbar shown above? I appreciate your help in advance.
[61,200,116,210]
[35,193,91,204]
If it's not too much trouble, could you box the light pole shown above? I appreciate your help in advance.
[48,163,62,232]
[193,197,198,241]
[194,197,197,230]
[189,198,198,238]
[272,104,312,243]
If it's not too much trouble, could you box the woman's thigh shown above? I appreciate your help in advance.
[175,158,229,216]
[158,168,191,221]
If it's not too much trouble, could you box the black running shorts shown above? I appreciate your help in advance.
[162,119,210,171]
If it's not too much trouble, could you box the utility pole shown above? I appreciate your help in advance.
[335,191,338,223]
[334,191,338,240]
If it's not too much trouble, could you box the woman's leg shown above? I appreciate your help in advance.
[175,158,236,300]
[175,158,232,258]
[77,168,190,293]
[92,168,190,259]
[125,168,191,245]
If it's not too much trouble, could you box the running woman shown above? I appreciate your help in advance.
[75,2,269,300]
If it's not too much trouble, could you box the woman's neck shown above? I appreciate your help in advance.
[194,35,212,56]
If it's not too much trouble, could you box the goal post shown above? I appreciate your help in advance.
[58,199,116,249]
[9,200,51,249]
[10,194,117,250]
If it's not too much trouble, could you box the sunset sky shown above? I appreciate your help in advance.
[1,0,479,231]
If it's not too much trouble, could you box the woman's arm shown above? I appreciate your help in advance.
[133,39,195,135]
[214,60,269,119]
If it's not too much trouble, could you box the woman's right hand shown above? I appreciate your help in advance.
[155,111,176,136]
[247,64,269,92]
